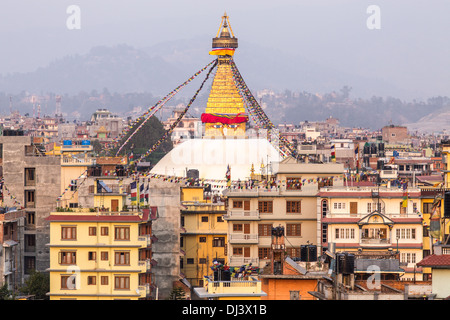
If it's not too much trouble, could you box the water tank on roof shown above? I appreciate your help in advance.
[187,169,199,179]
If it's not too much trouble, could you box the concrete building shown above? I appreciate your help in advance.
[0,135,61,276]
[46,207,156,300]
[382,125,409,145]
[180,186,228,287]
[318,185,424,280]
[0,209,26,292]
[223,157,345,269]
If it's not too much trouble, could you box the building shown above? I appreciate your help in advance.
[180,186,228,287]
[163,107,202,146]
[59,139,95,210]
[223,157,345,270]
[318,185,424,280]
[417,243,450,299]
[0,135,61,275]
[46,207,156,300]
[382,125,409,145]
[0,208,26,293]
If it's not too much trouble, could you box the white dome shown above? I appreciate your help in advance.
[151,138,282,182]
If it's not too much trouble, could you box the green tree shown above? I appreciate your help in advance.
[113,116,173,164]
[0,283,13,300]
[169,286,186,300]
[20,271,50,300]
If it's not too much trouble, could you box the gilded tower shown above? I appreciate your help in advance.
[201,14,248,137]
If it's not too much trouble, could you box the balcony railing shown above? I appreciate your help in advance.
[228,233,258,244]
[229,256,259,266]
[360,238,391,245]
[204,276,262,295]
[224,210,260,220]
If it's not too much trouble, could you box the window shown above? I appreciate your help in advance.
[258,201,273,213]
[217,216,224,223]
[187,258,194,264]
[199,237,206,243]
[286,247,301,258]
[115,226,130,240]
[89,227,97,236]
[367,202,381,213]
[60,251,76,265]
[258,224,272,237]
[396,228,416,240]
[423,226,429,237]
[101,252,109,261]
[115,252,130,265]
[88,276,96,285]
[318,177,333,189]
[333,202,346,210]
[70,179,77,192]
[400,202,407,214]
[24,257,35,275]
[88,252,97,261]
[212,237,225,247]
[61,275,76,290]
[25,190,35,208]
[322,200,328,218]
[423,203,433,214]
[101,227,109,236]
[199,258,207,264]
[244,201,250,210]
[401,253,416,264]
[322,224,328,243]
[180,236,184,248]
[362,228,385,240]
[114,276,130,290]
[26,211,35,227]
[101,276,109,285]
[286,177,302,190]
[61,226,77,240]
[233,200,243,208]
[286,224,301,236]
[233,224,243,232]
[287,201,301,214]
[233,247,243,255]
[201,216,208,223]
[181,216,185,227]
[25,168,36,186]
[258,247,271,259]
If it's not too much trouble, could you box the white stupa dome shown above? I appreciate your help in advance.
[150,138,282,182]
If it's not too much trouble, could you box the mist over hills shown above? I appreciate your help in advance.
[0,39,448,132]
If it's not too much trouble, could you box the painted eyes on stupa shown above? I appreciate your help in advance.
[213,124,223,128]
[228,124,238,128]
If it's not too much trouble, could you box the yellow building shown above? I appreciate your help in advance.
[420,186,449,280]
[442,141,450,188]
[46,207,156,300]
[180,187,228,287]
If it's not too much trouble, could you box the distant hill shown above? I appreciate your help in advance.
[0,41,447,130]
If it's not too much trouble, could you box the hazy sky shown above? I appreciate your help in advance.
[0,0,449,100]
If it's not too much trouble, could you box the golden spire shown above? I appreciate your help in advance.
[210,12,238,56]
[202,14,247,138]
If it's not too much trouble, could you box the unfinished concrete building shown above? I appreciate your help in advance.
[0,135,61,281]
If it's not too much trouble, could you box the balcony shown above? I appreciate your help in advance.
[224,210,260,221]
[229,256,259,267]
[138,260,152,272]
[61,156,94,166]
[204,276,262,295]
[360,238,391,245]
[228,233,258,244]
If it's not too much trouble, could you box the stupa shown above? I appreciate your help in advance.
[150,13,282,182]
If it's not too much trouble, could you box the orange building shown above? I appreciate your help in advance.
[260,257,326,300]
